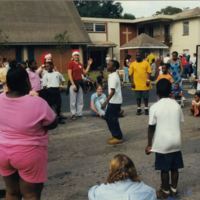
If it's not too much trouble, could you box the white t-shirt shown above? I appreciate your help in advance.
[42,71,65,88]
[149,98,184,154]
[164,56,170,64]
[108,72,122,104]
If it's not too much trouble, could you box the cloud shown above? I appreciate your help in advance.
[117,1,200,17]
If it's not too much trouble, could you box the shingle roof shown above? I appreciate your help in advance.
[120,33,168,50]
[173,7,200,21]
[0,1,91,45]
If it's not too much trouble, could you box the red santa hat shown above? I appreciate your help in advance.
[72,49,80,56]
[44,53,52,62]
[41,53,52,64]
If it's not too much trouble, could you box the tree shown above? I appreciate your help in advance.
[154,6,182,15]
[74,0,135,19]
[54,30,69,52]
[122,13,135,20]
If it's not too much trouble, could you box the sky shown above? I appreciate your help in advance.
[116,1,200,18]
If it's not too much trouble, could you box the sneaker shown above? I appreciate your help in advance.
[156,189,170,199]
[136,109,142,115]
[71,115,77,120]
[170,186,178,197]
[107,137,123,145]
[144,109,149,115]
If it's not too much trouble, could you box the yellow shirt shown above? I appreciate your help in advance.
[156,74,173,83]
[129,61,152,91]
[147,53,156,65]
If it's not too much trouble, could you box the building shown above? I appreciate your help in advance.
[82,17,137,69]
[170,7,200,55]
[0,1,91,72]
[82,7,200,68]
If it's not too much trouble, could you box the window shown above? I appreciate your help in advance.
[95,23,106,32]
[84,23,94,32]
[84,22,106,32]
[183,21,189,36]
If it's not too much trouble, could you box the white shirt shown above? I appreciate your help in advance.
[164,56,170,64]
[108,71,122,104]
[88,179,156,200]
[42,71,65,88]
[149,98,184,154]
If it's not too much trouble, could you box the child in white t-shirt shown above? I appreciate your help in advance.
[101,60,123,145]
[145,78,184,199]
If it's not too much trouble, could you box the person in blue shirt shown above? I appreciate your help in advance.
[88,154,156,200]
[90,85,106,117]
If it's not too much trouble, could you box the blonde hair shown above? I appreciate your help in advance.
[107,154,140,184]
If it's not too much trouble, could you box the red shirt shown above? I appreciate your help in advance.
[68,60,83,81]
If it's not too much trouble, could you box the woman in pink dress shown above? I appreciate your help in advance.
[0,61,57,200]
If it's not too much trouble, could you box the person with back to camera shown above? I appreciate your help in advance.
[0,61,57,200]
[145,78,184,199]
[88,154,156,200]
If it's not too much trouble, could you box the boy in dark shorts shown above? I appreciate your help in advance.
[145,79,184,199]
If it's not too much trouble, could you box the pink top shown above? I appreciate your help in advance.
[27,69,41,91]
[0,93,56,146]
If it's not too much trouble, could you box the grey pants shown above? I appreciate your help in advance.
[69,85,83,116]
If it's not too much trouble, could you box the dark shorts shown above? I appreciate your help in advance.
[155,151,184,171]
[135,90,149,99]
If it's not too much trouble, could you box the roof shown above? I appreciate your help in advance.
[172,7,200,21]
[0,1,91,45]
[82,7,200,25]
[82,17,136,24]
[82,15,173,24]
[87,41,117,48]
[120,33,168,50]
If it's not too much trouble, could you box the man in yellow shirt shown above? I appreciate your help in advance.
[129,52,152,115]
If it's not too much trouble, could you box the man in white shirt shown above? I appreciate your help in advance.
[101,60,123,145]
[42,62,65,124]
[145,78,184,199]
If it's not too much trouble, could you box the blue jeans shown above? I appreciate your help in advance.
[105,103,123,139]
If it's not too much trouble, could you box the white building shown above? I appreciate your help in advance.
[170,7,200,55]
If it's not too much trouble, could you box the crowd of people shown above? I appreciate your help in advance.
[0,49,198,199]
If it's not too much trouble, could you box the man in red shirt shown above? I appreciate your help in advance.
[68,50,93,120]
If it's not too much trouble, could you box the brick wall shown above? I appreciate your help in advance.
[34,47,72,73]
[0,47,16,61]
[119,23,137,67]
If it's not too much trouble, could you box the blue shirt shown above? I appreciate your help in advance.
[91,93,106,105]
[88,179,156,200]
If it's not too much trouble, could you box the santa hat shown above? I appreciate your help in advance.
[41,53,52,64]
[44,53,52,62]
[72,49,80,56]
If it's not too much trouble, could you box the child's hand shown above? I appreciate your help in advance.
[88,58,93,66]
[101,102,107,109]
[145,146,152,155]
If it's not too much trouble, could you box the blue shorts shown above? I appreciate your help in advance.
[155,151,184,171]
